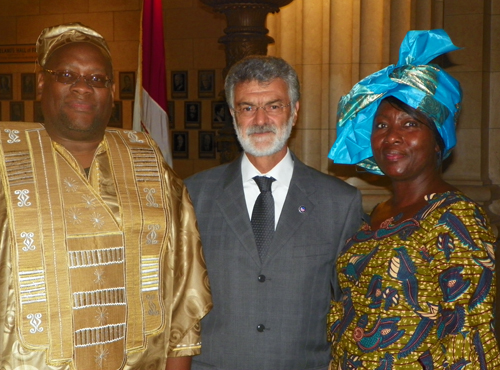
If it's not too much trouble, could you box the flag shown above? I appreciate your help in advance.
[133,0,172,166]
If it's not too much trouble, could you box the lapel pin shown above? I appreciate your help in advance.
[298,206,306,213]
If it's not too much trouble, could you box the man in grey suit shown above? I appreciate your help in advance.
[185,56,363,370]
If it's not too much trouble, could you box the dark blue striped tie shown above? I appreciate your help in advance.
[251,176,276,259]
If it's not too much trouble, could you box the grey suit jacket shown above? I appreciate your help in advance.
[185,153,363,370]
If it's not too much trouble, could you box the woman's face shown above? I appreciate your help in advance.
[371,100,441,182]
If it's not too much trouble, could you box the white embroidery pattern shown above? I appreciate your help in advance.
[95,345,109,369]
[95,307,108,326]
[146,224,160,245]
[5,129,20,144]
[19,270,46,304]
[125,131,144,143]
[67,207,82,224]
[21,231,36,251]
[63,177,79,192]
[91,212,105,229]
[144,188,159,207]
[141,257,159,292]
[15,189,31,207]
[73,288,126,309]
[74,323,126,347]
[146,294,160,316]
[82,194,97,209]
[27,313,44,334]
[94,268,105,286]
[68,247,124,268]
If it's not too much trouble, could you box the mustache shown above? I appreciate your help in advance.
[245,124,277,135]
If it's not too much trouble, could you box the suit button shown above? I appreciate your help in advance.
[258,275,266,282]
[256,324,265,332]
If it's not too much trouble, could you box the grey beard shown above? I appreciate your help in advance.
[234,114,294,157]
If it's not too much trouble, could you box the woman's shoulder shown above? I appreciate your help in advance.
[423,190,484,214]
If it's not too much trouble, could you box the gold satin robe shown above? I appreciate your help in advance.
[0,123,212,370]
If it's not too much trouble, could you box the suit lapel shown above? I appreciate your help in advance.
[215,156,261,266]
[265,157,316,263]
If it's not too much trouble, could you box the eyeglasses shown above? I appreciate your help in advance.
[44,69,113,88]
[234,103,291,118]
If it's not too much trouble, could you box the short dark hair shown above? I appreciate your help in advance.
[224,55,300,110]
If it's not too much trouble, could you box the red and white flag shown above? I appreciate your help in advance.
[133,0,172,166]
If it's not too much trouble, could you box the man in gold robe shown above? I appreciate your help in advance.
[0,23,212,370]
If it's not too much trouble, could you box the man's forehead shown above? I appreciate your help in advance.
[45,42,112,71]
[234,78,289,100]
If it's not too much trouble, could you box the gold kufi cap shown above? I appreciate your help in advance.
[36,22,111,67]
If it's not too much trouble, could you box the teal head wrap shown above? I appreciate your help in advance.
[328,29,463,175]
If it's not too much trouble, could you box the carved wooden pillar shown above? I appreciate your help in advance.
[200,0,294,163]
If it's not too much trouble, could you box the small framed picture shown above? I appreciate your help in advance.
[171,71,187,99]
[167,101,175,129]
[212,101,229,128]
[198,70,215,98]
[0,74,13,100]
[21,73,36,100]
[119,72,135,100]
[199,131,216,159]
[109,101,122,128]
[10,101,24,122]
[172,131,188,159]
[33,101,44,123]
[184,101,201,129]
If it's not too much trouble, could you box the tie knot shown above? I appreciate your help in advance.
[253,176,275,193]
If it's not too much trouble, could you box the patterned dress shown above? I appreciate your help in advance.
[328,191,500,369]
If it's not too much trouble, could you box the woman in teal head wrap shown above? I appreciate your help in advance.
[327,30,500,369]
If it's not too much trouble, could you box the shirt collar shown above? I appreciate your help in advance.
[241,148,294,185]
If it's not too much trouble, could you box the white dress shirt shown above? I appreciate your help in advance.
[241,149,294,229]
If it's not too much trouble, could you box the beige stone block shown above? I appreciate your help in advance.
[330,0,355,64]
[17,15,64,44]
[89,0,140,12]
[329,63,355,118]
[444,128,481,182]
[192,38,225,70]
[444,14,483,72]
[359,63,385,79]
[40,0,89,15]
[63,13,114,41]
[114,11,141,41]
[302,1,322,65]
[0,17,17,44]
[296,128,322,169]
[166,39,193,70]
[444,0,484,15]
[359,0,391,65]
[490,72,500,128]
[489,128,500,184]
[450,71,483,130]
[300,64,323,130]
[0,0,39,16]
[491,15,500,71]
[108,40,139,71]
[288,126,302,159]
[275,0,300,64]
